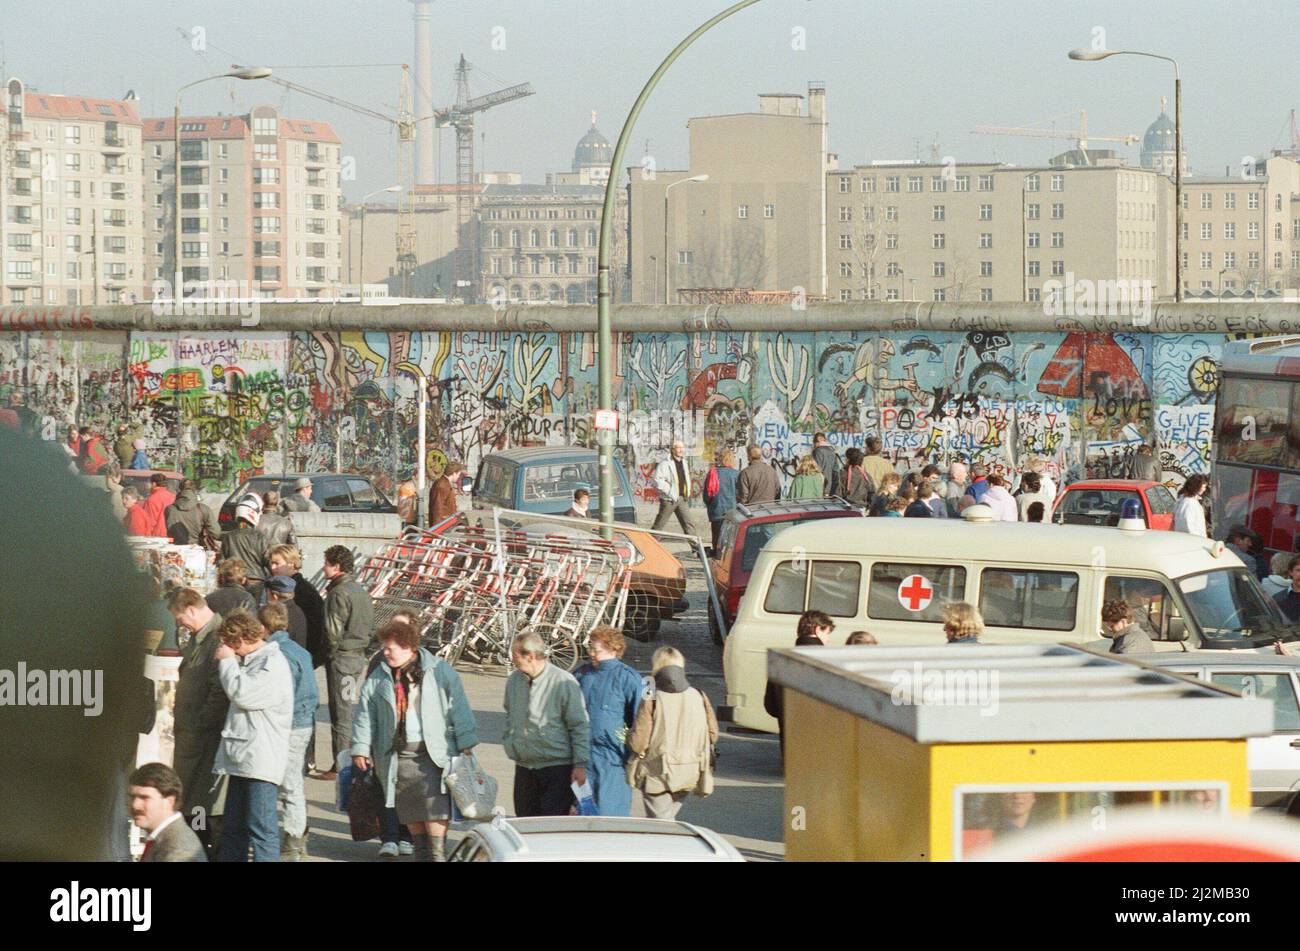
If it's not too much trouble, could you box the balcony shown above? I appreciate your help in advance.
[305,145,323,165]
[10,181,32,197]
[305,268,327,284]
[305,223,326,236]
[108,188,129,202]
[104,214,127,228]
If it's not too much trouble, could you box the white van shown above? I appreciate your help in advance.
[721,507,1292,733]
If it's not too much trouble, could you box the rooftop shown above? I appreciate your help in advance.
[23,92,140,125]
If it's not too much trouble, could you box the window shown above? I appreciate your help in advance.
[586,228,597,247]
[1027,288,1040,302]
[1025,174,1040,192]
[954,175,969,192]
[979,233,993,249]
[931,261,945,278]
[839,234,852,250]
[1224,192,1236,210]
[1027,203,1040,220]
[886,262,901,277]
[567,228,578,247]
[6,233,31,251]
[1248,251,1260,269]
[1209,673,1300,731]
[932,205,945,221]
[217,143,228,159]
[1027,232,1040,248]
[1248,222,1259,240]
[977,174,994,191]
[840,289,852,302]
[65,180,81,198]
[932,233,945,249]
[254,143,277,161]
[64,208,81,225]
[152,144,162,159]
[861,176,875,192]
[885,176,900,192]
[1051,260,1065,276]
[181,241,207,258]
[977,569,1079,630]
[253,167,280,184]
[838,177,850,193]
[1224,222,1236,240]
[254,265,281,283]
[1224,251,1236,269]
[181,216,208,234]
[764,204,775,219]
[737,204,748,219]
[885,288,899,301]
[1050,174,1064,192]
[1201,193,1212,209]
[1200,222,1212,240]
[1027,260,1040,277]
[1248,192,1260,209]
[839,206,851,222]
[763,560,861,617]
[980,261,993,277]
[253,217,280,234]
[886,205,898,221]
[1102,576,1181,641]
[885,234,898,249]
[980,288,993,302]
[1051,232,1064,248]
[839,262,852,278]
[1051,203,1064,219]
[907,176,922,192]
[677,250,692,264]
[1200,251,1213,269]
[64,125,81,144]
[933,288,946,301]
[6,261,33,279]
[868,563,966,623]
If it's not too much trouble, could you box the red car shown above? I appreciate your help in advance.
[709,498,867,644]
[1051,479,1176,531]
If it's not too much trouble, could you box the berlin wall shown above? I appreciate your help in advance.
[3,300,1299,498]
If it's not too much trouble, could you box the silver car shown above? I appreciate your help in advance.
[447,816,745,862]
[1142,651,1300,813]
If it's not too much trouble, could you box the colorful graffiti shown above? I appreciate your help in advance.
[0,327,1242,493]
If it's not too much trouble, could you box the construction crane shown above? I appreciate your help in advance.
[431,55,534,295]
[236,64,423,295]
[973,109,1138,165]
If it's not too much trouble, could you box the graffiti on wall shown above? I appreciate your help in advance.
[0,327,1237,494]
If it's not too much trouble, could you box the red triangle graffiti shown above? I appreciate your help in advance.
[1036,333,1147,400]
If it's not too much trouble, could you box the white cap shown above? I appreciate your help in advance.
[235,498,261,526]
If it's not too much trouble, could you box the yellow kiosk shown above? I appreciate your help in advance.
[771,644,1272,861]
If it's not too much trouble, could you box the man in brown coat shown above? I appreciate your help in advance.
[735,445,780,505]
[429,461,463,524]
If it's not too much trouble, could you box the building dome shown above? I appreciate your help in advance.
[573,116,612,172]
[1140,101,1179,170]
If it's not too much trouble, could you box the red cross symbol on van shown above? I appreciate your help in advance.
[898,574,934,612]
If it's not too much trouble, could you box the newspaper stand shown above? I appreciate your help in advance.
[770,644,1274,861]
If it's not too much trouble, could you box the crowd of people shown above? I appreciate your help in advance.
[135,536,717,862]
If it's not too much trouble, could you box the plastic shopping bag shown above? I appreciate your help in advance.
[335,763,356,813]
[446,753,498,820]
[571,779,599,816]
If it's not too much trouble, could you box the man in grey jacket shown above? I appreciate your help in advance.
[735,444,781,505]
[255,490,296,547]
[130,763,207,862]
[811,433,841,498]
[213,611,294,862]
[319,545,375,779]
[504,632,591,817]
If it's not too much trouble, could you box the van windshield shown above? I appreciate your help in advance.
[1177,568,1299,648]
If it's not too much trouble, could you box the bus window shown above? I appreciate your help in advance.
[867,563,966,623]
[1103,576,1180,640]
[1216,377,1290,466]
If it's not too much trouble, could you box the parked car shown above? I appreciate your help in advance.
[709,498,866,645]
[218,472,398,526]
[1052,479,1176,530]
[121,468,184,498]
[473,447,637,524]
[447,817,744,862]
[435,512,687,640]
[1141,652,1300,814]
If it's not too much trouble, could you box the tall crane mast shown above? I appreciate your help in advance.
[432,55,533,300]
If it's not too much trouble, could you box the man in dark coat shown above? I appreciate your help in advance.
[167,589,228,852]
[764,610,833,760]
[319,545,375,779]
[811,433,841,498]
[130,763,207,862]
[220,498,271,593]
[165,480,221,546]
[735,444,780,506]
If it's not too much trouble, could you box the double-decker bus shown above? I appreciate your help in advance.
[1213,336,1300,554]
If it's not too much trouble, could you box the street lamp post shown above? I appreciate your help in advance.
[357,184,402,288]
[595,0,762,537]
[174,68,271,300]
[663,174,709,304]
[1069,48,1182,302]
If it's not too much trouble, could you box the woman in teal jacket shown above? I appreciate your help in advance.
[786,455,825,500]
[574,626,644,816]
[351,621,479,862]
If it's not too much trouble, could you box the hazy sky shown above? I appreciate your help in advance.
[8,0,1298,199]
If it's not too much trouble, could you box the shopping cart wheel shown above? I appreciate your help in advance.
[624,592,661,642]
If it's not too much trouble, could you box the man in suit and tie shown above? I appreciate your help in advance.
[130,763,207,862]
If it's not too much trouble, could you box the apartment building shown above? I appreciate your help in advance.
[627,85,830,303]
[0,78,146,305]
[1179,155,1300,294]
[143,105,343,298]
[825,156,1172,304]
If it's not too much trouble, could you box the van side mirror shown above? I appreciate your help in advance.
[1166,616,1188,642]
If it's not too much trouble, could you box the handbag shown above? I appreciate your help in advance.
[445,753,498,820]
[346,768,383,842]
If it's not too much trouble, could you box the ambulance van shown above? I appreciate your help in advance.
[721,505,1293,732]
